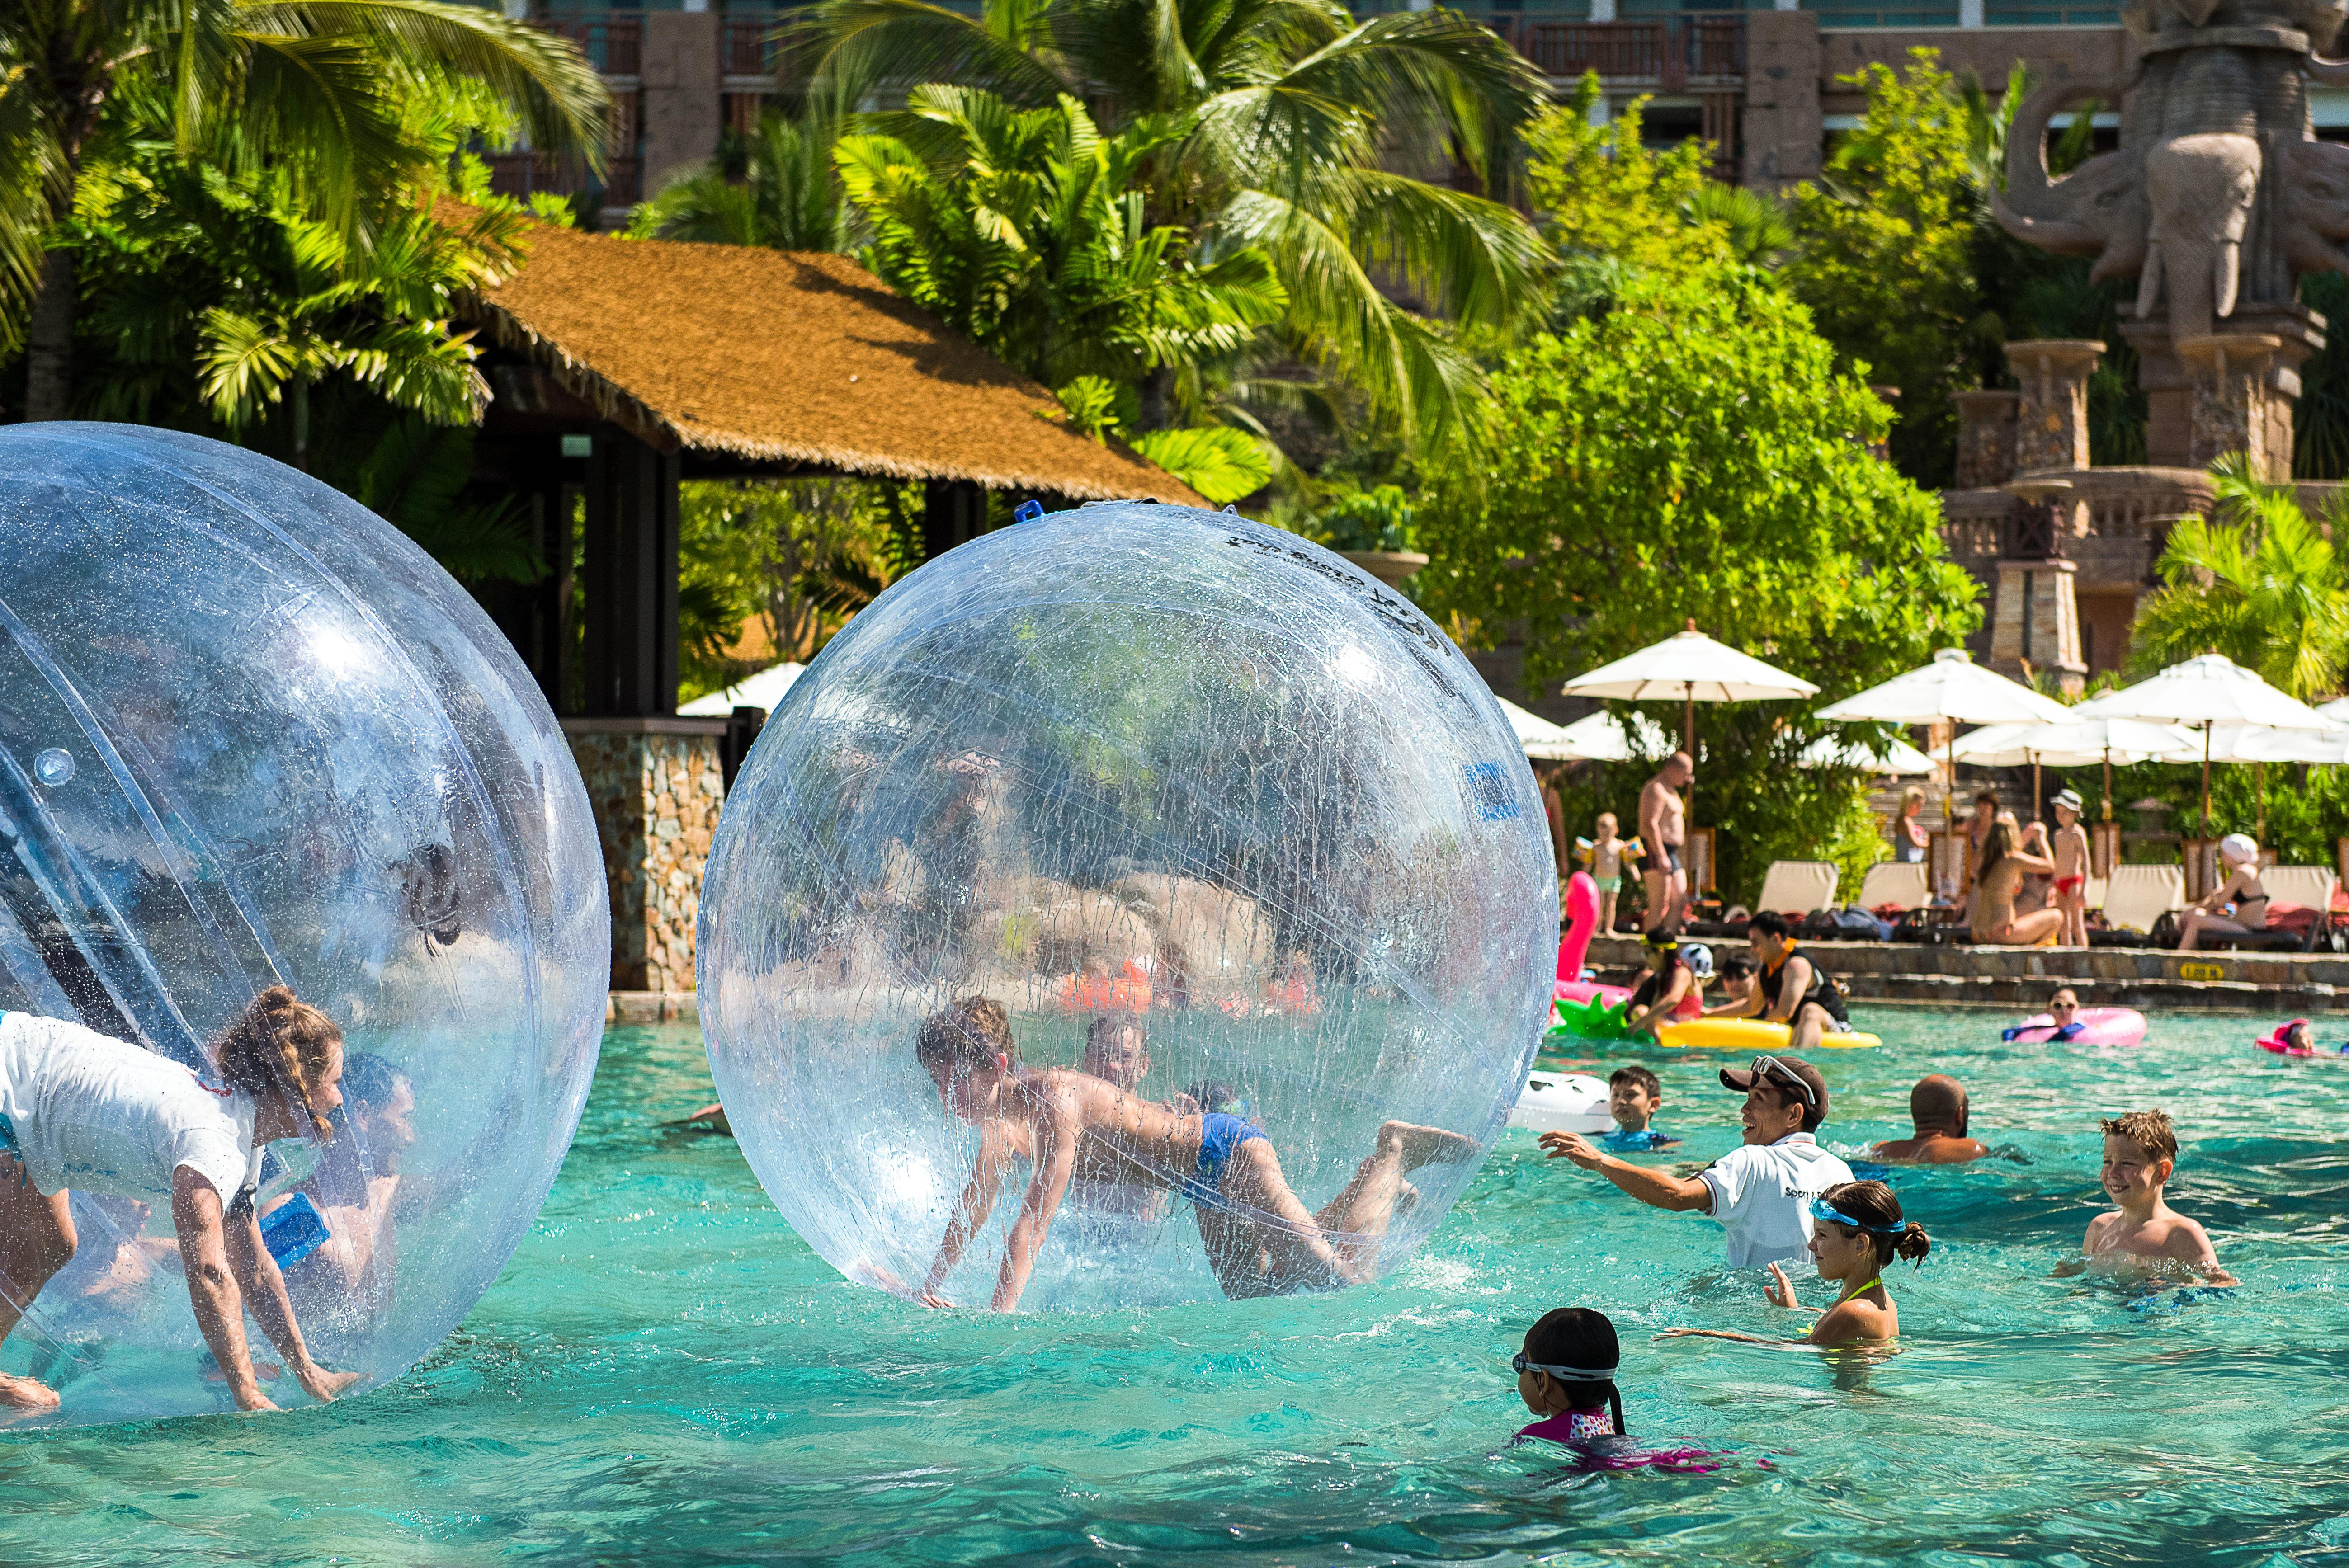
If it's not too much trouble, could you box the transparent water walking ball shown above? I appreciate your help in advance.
[699,503,1556,1310]
[0,425,607,1423]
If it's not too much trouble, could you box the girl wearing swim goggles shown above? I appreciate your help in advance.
[1659,1180,1930,1349]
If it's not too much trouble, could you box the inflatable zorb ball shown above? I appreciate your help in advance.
[699,503,1556,1310]
[0,426,607,1423]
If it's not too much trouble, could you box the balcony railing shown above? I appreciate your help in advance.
[486,152,642,208]
[533,12,641,75]
[721,18,778,75]
[1493,15,1745,86]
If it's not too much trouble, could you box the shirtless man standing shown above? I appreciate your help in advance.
[915,998,1474,1309]
[1639,753,1693,935]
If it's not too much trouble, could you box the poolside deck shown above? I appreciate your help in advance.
[1589,935,2340,1013]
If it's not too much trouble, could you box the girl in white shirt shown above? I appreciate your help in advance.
[0,985,363,1413]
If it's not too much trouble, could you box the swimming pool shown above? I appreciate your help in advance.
[2,1007,2345,1566]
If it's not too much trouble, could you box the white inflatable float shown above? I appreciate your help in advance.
[1509,1072,1613,1135]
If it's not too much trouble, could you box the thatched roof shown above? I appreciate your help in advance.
[458,214,1204,505]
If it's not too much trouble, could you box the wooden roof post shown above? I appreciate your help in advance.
[924,478,989,562]
[582,428,681,718]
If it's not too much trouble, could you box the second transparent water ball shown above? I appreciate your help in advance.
[699,504,1555,1310]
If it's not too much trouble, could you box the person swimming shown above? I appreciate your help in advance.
[1511,1307,1716,1471]
[914,997,1475,1309]
[1659,1180,1929,1350]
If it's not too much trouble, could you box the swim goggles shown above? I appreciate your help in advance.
[1808,1196,1907,1235]
[1749,1055,1815,1107]
[1512,1352,1618,1380]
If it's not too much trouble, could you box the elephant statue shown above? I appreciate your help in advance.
[2136,132,2264,338]
[1993,75,2151,287]
[2279,136,2349,277]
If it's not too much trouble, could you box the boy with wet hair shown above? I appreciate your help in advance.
[914,997,1475,1310]
[2064,1108,2233,1284]
[1603,1065,1679,1151]
[1869,1074,1989,1164]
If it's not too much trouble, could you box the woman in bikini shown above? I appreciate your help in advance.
[2178,833,2271,951]
[913,998,1475,1309]
[1971,818,2066,946]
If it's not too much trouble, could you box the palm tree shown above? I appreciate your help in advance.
[627,104,862,253]
[2131,454,2349,698]
[795,0,1550,454]
[0,0,608,418]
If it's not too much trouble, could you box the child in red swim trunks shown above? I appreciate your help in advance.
[2048,790,2091,947]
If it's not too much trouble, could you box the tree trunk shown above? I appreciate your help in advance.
[24,249,76,421]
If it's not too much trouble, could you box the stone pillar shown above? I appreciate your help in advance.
[2177,333,2293,479]
[1953,389,2020,489]
[1740,10,1821,191]
[1988,556,2088,695]
[639,11,722,197]
[564,718,727,993]
[2003,339,2103,474]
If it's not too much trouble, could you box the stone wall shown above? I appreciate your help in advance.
[566,721,725,991]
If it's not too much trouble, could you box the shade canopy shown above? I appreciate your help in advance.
[2072,653,2335,730]
[2319,696,2349,725]
[1561,625,1818,704]
[1544,711,1676,763]
[1497,697,1580,761]
[678,660,807,716]
[2203,720,2349,763]
[1794,734,1939,775]
[1813,647,2074,727]
[1948,716,2203,768]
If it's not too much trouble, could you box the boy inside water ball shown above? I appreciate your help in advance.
[2056,1108,2233,1285]
[913,997,1476,1310]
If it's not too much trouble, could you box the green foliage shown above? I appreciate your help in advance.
[837,86,1285,398]
[2128,456,2349,697]
[799,0,1549,458]
[1781,50,1980,489]
[1309,482,1417,553]
[674,479,909,702]
[627,105,862,253]
[0,0,607,400]
[1052,375,1131,441]
[2297,271,2349,479]
[354,415,545,585]
[1130,426,1270,505]
[1521,79,1726,292]
[1415,266,1980,902]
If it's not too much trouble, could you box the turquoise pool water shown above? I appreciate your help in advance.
[3,1007,2346,1566]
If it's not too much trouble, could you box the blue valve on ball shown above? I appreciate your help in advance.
[1012,499,1045,524]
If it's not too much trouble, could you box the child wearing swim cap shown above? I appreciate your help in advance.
[1660,1180,1928,1348]
[1513,1307,1626,1443]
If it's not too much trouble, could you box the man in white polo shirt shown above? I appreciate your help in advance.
[1539,1055,1854,1267]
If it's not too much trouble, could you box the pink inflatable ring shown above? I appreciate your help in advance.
[2003,1006,2146,1047]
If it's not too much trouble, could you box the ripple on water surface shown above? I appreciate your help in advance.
[2,1008,2347,1566]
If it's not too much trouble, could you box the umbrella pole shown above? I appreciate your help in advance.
[1944,720,1958,902]
[2256,761,2266,840]
[2202,722,2212,838]
[2033,756,2042,821]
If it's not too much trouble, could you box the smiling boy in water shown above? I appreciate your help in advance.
[2062,1108,2234,1285]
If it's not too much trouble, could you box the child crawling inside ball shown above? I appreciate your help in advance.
[914,998,1476,1311]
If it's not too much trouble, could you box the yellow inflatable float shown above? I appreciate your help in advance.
[1654,1017,1882,1052]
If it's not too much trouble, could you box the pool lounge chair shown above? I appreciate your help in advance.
[1684,861,1840,938]
[1856,862,1930,913]
[2195,865,2340,952]
[2091,864,2185,947]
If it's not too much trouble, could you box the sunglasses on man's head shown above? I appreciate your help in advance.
[1749,1055,1815,1107]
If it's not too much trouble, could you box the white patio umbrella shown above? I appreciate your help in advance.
[1794,734,1939,776]
[678,660,806,717]
[1561,621,1817,839]
[1950,716,2202,830]
[1543,710,1675,763]
[2318,696,2349,725]
[1814,647,2075,847]
[2073,653,2335,833]
[1496,697,1580,762]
